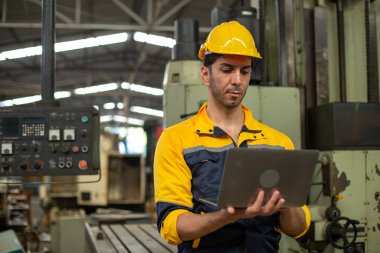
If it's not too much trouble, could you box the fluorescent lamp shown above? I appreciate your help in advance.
[0,92,70,107]
[130,106,164,117]
[55,33,128,52]
[101,115,144,126]
[12,95,42,105]
[121,82,163,96]
[0,33,128,61]
[0,46,42,60]
[103,102,116,110]
[134,32,176,48]
[126,117,144,126]
[74,82,118,95]
[100,115,113,122]
[0,100,14,107]
[54,91,71,99]
[117,102,124,109]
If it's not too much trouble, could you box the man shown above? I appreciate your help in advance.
[154,21,310,253]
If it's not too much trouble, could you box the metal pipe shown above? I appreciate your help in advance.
[366,0,379,103]
[2,0,7,22]
[41,0,55,103]
[336,0,347,102]
[259,0,266,85]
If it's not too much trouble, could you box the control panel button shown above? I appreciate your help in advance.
[33,161,42,170]
[1,163,10,172]
[1,143,12,155]
[80,129,88,137]
[61,145,70,154]
[78,160,88,170]
[72,145,79,153]
[63,129,75,141]
[21,143,28,152]
[81,115,89,123]
[49,129,60,141]
[31,143,40,152]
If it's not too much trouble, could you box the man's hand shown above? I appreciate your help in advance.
[177,190,290,242]
[222,190,285,223]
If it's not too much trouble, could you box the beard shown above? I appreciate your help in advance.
[209,75,247,108]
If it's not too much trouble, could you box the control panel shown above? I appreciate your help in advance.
[0,106,100,176]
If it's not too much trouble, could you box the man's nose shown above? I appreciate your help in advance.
[231,70,242,85]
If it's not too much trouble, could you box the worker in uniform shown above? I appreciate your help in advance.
[154,21,310,253]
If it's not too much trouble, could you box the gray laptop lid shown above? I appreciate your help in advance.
[200,148,318,208]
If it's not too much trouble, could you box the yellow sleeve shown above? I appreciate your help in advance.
[154,130,193,207]
[154,130,193,244]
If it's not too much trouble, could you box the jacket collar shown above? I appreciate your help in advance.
[193,102,263,136]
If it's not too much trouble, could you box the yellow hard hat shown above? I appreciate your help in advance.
[198,21,262,60]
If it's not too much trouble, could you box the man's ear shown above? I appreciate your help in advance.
[201,66,210,87]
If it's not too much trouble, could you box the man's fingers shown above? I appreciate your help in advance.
[261,191,282,214]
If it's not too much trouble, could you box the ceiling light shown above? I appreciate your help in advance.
[100,115,113,122]
[55,33,128,52]
[103,102,116,110]
[0,91,71,107]
[100,115,144,126]
[54,91,71,99]
[12,95,42,105]
[117,102,124,109]
[121,82,163,96]
[0,46,42,60]
[134,32,176,48]
[74,82,118,95]
[130,106,164,117]
[126,117,144,126]
[0,33,128,61]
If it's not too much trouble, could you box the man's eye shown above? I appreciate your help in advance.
[221,68,232,73]
[241,69,251,75]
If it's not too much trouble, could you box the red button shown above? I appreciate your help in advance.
[78,160,88,170]
[72,145,79,153]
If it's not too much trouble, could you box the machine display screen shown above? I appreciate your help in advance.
[2,117,20,137]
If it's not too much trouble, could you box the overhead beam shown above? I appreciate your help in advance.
[0,22,212,32]
[27,0,73,23]
[155,0,191,26]
[111,0,146,25]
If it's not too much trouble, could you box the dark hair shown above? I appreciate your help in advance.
[203,53,260,70]
[203,53,223,68]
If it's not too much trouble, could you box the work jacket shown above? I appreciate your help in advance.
[154,102,310,253]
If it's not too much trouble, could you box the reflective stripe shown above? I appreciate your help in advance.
[247,144,285,150]
[183,144,235,155]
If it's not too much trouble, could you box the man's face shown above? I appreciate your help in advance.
[201,54,252,109]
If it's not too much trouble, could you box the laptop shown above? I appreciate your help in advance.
[198,148,319,208]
